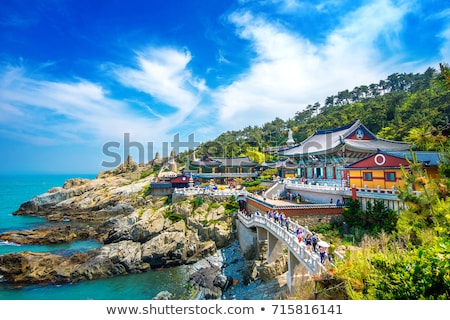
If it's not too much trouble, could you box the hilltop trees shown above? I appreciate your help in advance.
[197,65,449,161]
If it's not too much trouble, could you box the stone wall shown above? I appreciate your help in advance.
[172,193,231,203]
[288,214,343,228]
[236,219,257,260]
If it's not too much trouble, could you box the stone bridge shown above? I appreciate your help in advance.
[236,211,339,293]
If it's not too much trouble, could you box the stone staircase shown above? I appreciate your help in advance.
[264,181,285,200]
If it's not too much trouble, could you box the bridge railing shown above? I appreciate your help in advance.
[237,211,326,275]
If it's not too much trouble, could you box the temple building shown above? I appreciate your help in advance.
[278,120,412,185]
[262,158,298,178]
[345,150,441,189]
[188,155,259,183]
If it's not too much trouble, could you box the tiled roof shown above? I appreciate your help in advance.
[345,150,442,169]
[263,158,298,169]
[190,156,258,167]
[279,120,411,156]
[386,151,441,166]
[344,139,411,152]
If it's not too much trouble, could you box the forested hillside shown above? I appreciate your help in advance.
[197,64,450,160]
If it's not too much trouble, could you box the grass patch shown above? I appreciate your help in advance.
[207,202,221,211]
[163,210,186,223]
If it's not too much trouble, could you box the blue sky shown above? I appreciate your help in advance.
[0,0,449,174]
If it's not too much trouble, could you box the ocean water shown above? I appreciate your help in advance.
[0,174,191,300]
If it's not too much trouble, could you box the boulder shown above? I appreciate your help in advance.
[258,255,288,282]
[73,240,149,280]
[141,231,187,268]
[0,225,97,244]
[0,241,150,284]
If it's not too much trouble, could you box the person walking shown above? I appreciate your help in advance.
[279,212,285,226]
[305,234,312,252]
[328,240,336,263]
[319,246,326,264]
[312,233,318,252]
[296,228,303,243]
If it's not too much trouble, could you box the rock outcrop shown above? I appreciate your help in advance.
[0,162,289,300]
[0,225,98,244]
[0,164,236,292]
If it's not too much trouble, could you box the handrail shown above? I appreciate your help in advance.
[173,187,249,196]
[237,211,328,274]
[247,194,341,210]
[286,180,421,197]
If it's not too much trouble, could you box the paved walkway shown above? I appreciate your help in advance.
[252,194,306,207]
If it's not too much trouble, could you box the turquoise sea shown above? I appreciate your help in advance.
[0,174,191,300]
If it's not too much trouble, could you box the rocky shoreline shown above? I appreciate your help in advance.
[0,162,288,299]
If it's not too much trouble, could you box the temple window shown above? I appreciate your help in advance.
[363,172,373,181]
[385,172,396,181]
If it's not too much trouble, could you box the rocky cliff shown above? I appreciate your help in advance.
[0,160,233,294]
[0,159,289,299]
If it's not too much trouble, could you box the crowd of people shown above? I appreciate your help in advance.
[240,209,336,265]
[285,191,302,203]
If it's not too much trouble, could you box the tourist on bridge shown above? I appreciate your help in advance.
[296,228,303,243]
[312,233,318,252]
[279,212,285,226]
[285,217,290,231]
[319,246,326,264]
[305,234,312,252]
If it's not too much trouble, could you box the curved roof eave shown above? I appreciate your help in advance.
[283,144,344,157]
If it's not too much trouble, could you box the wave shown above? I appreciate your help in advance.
[0,240,21,247]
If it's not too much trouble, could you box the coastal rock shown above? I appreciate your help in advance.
[258,255,289,282]
[130,209,169,243]
[141,231,188,268]
[0,240,151,284]
[1,166,238,289]
[0,225,97,244]
[73,240,150,280]
[102,208,169,244]
[153,291,173,300]
[13,175,154,222]
[0,251,72,284]
[175,203,232,248]
[189,259,223,299]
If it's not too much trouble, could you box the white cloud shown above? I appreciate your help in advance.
[211,1,417,130]
[436,9,450,62]
[0,65,167,147]
[114,47,206,120]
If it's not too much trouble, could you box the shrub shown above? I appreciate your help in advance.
[163,210,186,223]
[190,196,203,209]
